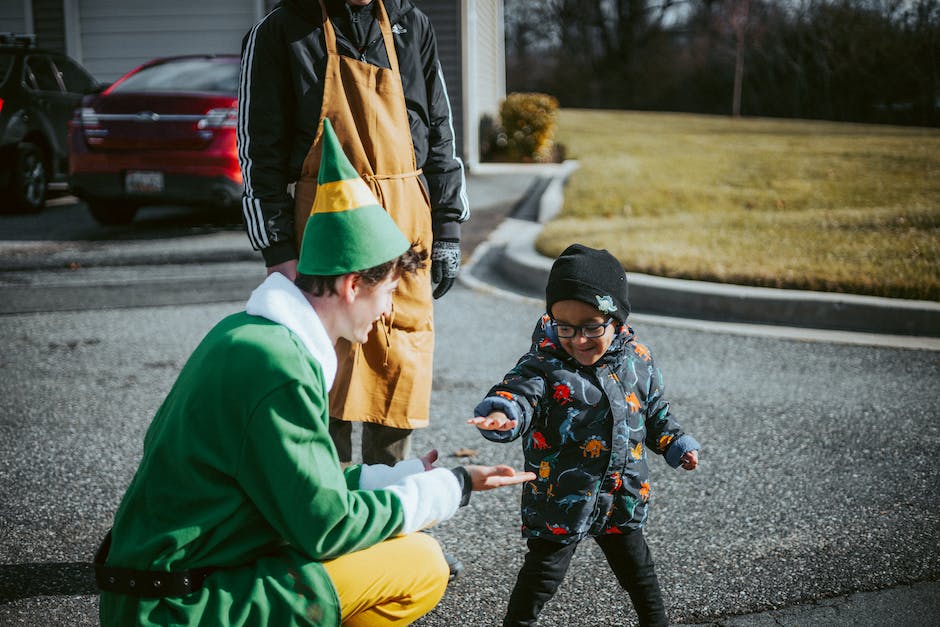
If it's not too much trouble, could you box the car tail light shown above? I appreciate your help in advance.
[222,129,243,185]
[197,108,237,130]
[0,97,4,114]
[72,107,107,144]
[225,155,244,185]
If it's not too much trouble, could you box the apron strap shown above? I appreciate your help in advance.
[375,0,401,76]
[366,168,423,182]
[319,0,338,56]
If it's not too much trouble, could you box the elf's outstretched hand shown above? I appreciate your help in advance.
[464,465,535,490]
[420,449,439,470]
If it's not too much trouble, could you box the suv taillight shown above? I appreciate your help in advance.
[72,107,107,144]
[197,108,237,130]
[0,97,4,114]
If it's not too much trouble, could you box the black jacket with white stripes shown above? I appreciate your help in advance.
[237,0,469,266]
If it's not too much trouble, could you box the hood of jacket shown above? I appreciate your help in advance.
[282,0,414,26]
[245,272,338,389]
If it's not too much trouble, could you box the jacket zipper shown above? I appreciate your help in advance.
[358,33,385,62]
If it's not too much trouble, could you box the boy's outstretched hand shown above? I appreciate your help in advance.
[464,465,536,491]
[467,411,517,431]
[680,450,699,470]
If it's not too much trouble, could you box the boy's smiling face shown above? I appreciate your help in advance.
[550,299,617,366]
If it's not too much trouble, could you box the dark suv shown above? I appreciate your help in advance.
[0,33,99,212]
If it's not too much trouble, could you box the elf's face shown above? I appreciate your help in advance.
[550,299,616,366]
[348,273,398,344]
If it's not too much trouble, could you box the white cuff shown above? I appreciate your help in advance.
[384,467,462,534]
[358,458,426,490]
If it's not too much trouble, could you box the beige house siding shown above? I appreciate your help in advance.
[0,1,29,37]
[65,0,253,81]
[30,0,66,54]
[5,0,503,163]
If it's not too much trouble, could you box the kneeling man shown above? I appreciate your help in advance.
[95,119,533,626]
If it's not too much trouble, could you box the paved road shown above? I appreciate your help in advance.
[1,184,939,625]
[1,281,938,625]
[0,172,532,315]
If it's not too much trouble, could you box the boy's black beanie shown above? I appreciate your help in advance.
[545,244,631,322]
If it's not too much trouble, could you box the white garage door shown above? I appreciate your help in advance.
[77,0,258,82]
[0,1,28,35]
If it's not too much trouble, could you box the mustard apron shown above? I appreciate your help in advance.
[293,0,434,429]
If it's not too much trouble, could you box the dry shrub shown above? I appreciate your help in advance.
[487,93,561,163]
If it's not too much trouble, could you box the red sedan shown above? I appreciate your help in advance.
[69,55,241,225]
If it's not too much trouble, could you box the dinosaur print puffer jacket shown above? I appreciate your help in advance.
[474,315,700,544]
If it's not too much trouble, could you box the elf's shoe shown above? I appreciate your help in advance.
[445,552,464,582]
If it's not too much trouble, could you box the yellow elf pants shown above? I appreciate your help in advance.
[323,532,449,626]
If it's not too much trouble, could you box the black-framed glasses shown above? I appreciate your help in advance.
[549,317,615,339]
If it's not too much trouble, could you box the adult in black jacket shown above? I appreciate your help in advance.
[237,0,469,465]
[238,0,468,284]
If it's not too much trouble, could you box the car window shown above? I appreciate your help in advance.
[111,58,239,94]
[25,55,62,92]
[0,52,14,87]
[53,55,98,94]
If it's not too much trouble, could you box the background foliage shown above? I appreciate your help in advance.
[485,93,561,162]
[504,0,940,127]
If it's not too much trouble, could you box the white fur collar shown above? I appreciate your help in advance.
[245,273,337,390]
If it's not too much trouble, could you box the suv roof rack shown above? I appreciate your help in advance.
[0,33,37,48]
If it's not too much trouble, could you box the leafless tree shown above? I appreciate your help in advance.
[503,0,939,126]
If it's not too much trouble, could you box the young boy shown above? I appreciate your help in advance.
[469,243,700,627]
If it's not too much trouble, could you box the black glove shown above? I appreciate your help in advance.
[431,239,460,299]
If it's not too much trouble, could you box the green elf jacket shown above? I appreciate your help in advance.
[99,273,461,626]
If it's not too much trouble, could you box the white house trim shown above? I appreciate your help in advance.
[462,0,480,167]
[63,0,82,63]
[23,0,34,35]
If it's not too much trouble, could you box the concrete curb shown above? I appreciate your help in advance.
[466,162,940,339]
[502,225,940,337]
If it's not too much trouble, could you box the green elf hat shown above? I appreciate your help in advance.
[297,118,410,276]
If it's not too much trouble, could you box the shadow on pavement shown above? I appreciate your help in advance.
[0,562,96,602]
[84,203,245,242]
[0,198,244,243]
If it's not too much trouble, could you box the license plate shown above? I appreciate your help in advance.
[125,171,164,194]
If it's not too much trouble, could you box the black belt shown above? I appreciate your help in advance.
[94,529,217,598]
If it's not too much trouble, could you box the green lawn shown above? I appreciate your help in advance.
[538,110,940,301]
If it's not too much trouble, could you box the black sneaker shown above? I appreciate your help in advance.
[445,552,464,581]
[419,529,464,581]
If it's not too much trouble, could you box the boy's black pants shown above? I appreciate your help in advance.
[502,529,667,627]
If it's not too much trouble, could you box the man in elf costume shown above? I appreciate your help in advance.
[95,119,533,626]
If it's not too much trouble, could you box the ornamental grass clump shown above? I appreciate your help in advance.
[489,93,561,163]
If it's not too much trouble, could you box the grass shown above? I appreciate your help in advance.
[537,110,940,301]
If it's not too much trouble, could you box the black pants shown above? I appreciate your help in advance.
[502,530,667,627]
[329,418,412,466]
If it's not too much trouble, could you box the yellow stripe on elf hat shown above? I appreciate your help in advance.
[296,118,411,277]
[311,177,378,215]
